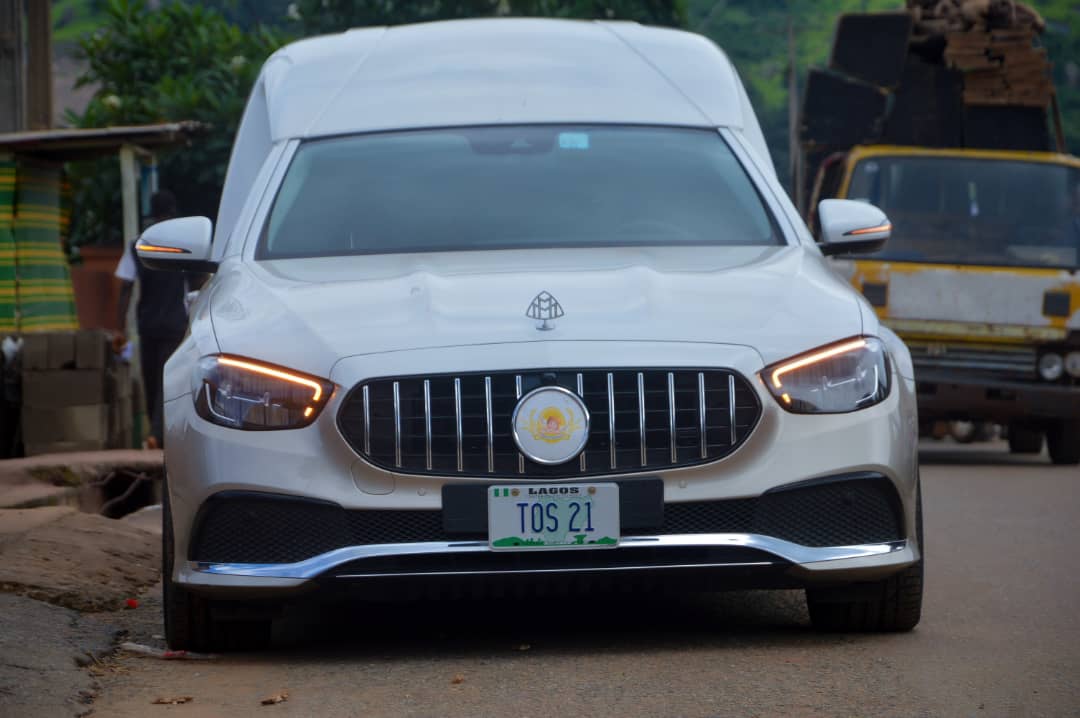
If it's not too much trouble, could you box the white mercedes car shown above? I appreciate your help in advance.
[138,18,922,650]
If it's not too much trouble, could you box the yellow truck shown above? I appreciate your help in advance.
[812,145,1080,463]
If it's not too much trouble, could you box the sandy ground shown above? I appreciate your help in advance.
[0,506,159,612]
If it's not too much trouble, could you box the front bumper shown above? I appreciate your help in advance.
[165,340,921,596]
[915,368,1080,421]
[178,472,915,596]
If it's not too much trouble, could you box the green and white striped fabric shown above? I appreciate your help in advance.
[0,160,79,333]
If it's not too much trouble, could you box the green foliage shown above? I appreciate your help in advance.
[53,0,111,46]
[292,0,687,35]
[191,0,297,28]
[66,0,283,247]
[1038,1,1080,153]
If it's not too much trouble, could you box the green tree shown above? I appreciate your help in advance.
[1039,0,1080,152]
[67,0,283,248]
[293,0,687,35]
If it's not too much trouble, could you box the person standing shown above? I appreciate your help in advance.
[115,190,188,448]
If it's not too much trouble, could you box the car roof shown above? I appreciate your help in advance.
[213,18,776,255]
[257,18,757,141]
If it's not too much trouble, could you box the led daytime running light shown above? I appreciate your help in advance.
[137,242,189,254]
[216,356,326,403]
[770,338,868,390]
[843,223,891,237]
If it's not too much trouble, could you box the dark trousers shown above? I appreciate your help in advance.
[140,334,183,445]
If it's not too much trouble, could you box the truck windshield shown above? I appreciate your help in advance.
[847,155,1080,269]
[258,126,782,259]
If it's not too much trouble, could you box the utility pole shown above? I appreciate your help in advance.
[25,0,51,129]
[0,0,25,132]
[787,14,802,211]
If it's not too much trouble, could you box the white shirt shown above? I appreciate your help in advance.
[115,241,137,282]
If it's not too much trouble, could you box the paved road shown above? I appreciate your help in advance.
[91,442,1080,717]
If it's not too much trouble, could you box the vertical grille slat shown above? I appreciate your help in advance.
[362,385,371,455]
[667,372,677,464]
[607,372,616,470]
[728,374,737,446]
[423,379,432,471]
[576,373,586,473]
[697,372,707,460]
[515,375,524,474]
[392,381,402,468]
[340,369,760,478]
[637,372,647,467]
[484,376,494,474]
[454,378,463,473]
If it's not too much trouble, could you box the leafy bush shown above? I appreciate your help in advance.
[292,0,687,35]
[66,0,283,248]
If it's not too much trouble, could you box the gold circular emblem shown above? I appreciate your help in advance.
[511,386,591,465]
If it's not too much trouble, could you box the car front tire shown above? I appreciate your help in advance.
[805,482,923,633]
[163,481,271,652]
[1046,420,1080,465]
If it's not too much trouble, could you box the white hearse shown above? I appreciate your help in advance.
[138,18,921,650]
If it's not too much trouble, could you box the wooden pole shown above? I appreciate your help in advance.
[787,15,803,210]
[25,0,51,129]
[0,0,25,132]
[119,145,139,245]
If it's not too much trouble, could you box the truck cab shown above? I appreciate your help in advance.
[812,145,1080,463]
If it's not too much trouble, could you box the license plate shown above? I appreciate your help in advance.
[488,483,619,551]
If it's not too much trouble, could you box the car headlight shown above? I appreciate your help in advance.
[1065,351,1080,379]
[762,337,890,414]
[193,355,334,430]
[1038,352,1064,381]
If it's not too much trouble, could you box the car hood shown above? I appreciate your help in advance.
[209,245,863,378]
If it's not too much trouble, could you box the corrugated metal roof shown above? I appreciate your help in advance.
[0,121,209,160]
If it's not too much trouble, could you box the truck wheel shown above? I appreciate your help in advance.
[1007,423,1043,454]
[1046,420,1080,465]
[163,482,271,651]
[806,481,923,632]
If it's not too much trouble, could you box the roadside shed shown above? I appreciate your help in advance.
[0,121,207,331]
[0,122,207,457]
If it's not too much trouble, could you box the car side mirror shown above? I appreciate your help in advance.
[817,199,891,257]
[136,216,218,273]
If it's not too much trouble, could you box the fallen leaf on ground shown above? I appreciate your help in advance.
[152,696,193,705]
[451,674,465,685]
[261,690,289,705]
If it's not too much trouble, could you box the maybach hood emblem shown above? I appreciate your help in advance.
[512,386,590,465]
[526,291,564,330]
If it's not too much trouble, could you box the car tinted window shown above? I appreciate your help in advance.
[847,155,1080,269]
[259,126,782,259]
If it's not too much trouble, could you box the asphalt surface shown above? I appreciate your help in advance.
[89,441,1080,717]
[0,594,115,718]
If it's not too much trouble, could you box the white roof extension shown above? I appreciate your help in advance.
[257,19,768,155]
[214,19,774,251]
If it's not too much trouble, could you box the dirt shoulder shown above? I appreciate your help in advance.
[0,505,160,717]
[0,506,159,612]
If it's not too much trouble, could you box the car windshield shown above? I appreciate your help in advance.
[258,126,782,259]
[846,154,1080,269]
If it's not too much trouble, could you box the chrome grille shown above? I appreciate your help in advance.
[338,369,761,478]
[907,342,1036,377]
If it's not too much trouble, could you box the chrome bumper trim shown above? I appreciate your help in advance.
[335,561,776,580]
[190,535,909,580]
